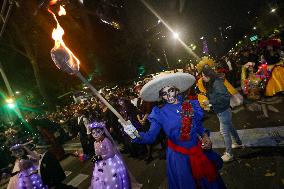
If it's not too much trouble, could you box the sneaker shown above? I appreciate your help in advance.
[232,143,244,149]
[221,152,234,162]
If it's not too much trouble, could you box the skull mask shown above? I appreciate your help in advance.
[159,86,179,104]
[91,128,104,141]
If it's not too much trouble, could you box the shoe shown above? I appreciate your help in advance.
[221,152,234,162]
[232,143,244,149]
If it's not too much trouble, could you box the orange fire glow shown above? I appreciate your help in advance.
[58,5,66,16]
[49,0,57,6]
[48,8,80,72]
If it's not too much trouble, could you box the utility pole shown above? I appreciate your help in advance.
[0,61,13,97]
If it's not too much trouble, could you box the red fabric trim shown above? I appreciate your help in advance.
[168,139,217,182]
[217,68,229,73]
[180,101,193,141]
[188,95,198,100]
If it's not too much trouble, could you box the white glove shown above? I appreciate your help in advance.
[118,120,138,139]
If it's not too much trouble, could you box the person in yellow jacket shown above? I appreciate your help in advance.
[196,57,243,110]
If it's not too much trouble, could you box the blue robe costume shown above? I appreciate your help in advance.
[135,98,227,189]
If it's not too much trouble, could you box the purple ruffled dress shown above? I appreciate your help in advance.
[91,137,131,189]
[17,159,48,189]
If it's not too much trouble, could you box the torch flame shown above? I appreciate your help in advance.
[58,5,66,16]
[49,0,58,5]
[48,8,80,73]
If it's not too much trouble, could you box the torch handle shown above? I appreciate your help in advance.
[76,72,140,137]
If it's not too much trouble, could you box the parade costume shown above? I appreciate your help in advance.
[264,62,284,96]
[196,57,243,109]
[89,121,131,189]
[241,62,262,100]
[122,73,226,189]
[256,38,284,96]
[8,144,48,189]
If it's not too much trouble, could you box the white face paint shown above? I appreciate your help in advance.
[160,86,178,104]
[91,128,104,141]
[12,149,25,158]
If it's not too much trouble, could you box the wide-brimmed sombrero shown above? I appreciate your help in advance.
[140,72,195,102]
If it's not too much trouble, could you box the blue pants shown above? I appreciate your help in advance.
[217,108,241,154]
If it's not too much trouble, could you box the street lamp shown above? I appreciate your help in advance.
[6,98,15,109]
[253,26,257,30]
[172,32,179,39]
[270,8,276,13]
[157,58,160,62]
[178,59,181,63]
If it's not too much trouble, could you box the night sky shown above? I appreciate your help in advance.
[0,0,283,102]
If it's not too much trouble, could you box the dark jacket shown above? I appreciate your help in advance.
[207,78,230,113]
[40,150,66,187]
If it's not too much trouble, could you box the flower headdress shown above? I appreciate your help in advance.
[196,56,215,73]
[89,121,106,130]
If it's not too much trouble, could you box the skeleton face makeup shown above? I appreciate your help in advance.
[12,149,25,158]
[92,128,104,141]
[160,86,179,104]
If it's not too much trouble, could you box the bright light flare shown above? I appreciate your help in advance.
[271,8,276,13]
[58,5,66,16]
[172,32,179,39]
[6,98,14,104]
[8,103,15,109]
[140,0,200,61]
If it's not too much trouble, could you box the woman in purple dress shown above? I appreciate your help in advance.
[89,121,131,189]
[8,143,48,189]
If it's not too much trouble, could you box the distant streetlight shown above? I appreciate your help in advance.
[15,91,20,94]
[157,58,160,62]
[6,98,15,109]
[253,26,257,30]
[270,8,276,13]
[200,36,204,40]
[178,59,181,62]
[172,32,179,39]
[244,35,247,38]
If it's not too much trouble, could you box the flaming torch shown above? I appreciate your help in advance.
[48,6,139,137]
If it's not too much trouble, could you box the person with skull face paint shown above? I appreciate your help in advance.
[7,143,48,189]
[89,121,131,189]
[120,73,226,189]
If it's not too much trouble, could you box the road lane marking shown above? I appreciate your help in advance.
[67,173,89,187]
[64,171,72,177]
